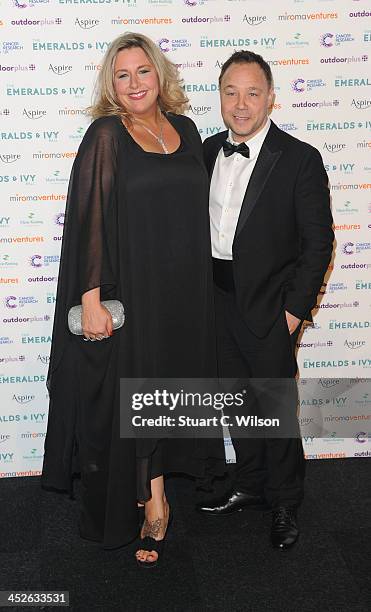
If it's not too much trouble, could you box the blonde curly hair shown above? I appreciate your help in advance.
[88,32,189,120]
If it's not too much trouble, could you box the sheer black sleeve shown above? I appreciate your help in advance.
[47,117,120,382]
[64,117,119,298]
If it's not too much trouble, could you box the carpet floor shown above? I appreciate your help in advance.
[0,458,370,612]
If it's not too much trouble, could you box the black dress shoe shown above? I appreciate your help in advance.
[271,506,299,549]
[196,489,269,516]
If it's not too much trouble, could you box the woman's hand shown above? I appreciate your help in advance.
[81,288,113,341]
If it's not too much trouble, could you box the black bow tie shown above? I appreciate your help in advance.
[222,141,250,158]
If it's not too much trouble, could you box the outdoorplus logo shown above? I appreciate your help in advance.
[181,15,230,24]
[0,64,35,72]
[10,17,61,26]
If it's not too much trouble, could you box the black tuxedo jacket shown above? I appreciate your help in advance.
[204,121,334,338]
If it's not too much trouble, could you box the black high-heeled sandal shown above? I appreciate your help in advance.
[135,510,173,569]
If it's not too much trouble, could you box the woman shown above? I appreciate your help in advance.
[41,32,224,566]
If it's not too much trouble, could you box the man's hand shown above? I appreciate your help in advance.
[285,310,301,335]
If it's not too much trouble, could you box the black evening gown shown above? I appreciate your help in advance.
[41,113,225,548]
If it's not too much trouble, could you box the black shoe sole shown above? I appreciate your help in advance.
[271,533,299,550]
[196,503,271,516]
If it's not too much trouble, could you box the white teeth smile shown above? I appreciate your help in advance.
[129,91,147,99]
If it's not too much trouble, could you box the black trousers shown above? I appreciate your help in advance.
[214,277,305,509]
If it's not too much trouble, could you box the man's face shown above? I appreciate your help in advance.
[220,61,274,142]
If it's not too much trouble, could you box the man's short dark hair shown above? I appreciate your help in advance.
[218,50,273,89]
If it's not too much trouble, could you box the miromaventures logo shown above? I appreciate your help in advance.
[20,431,46,439]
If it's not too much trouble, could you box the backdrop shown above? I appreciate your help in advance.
[1,0,370,477]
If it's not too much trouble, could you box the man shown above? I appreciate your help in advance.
[196,51,334,549]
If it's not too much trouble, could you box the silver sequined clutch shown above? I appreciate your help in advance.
[68,300,125,335]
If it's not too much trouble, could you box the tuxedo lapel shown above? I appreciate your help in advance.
[205,131,227,178]
[234,125,282,239]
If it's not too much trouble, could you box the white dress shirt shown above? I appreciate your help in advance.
[210,118,271,260]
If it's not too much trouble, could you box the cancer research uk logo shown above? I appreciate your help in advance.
[183,0,213,6]
[54,212,65,226]
[320,33,355,47]
[4,295,38,308]
[355,432,370,444]
[29,254,60,267]
[341,241,371,255]
[291,78,326,93]
[158,38,191,53]
[12,0,51,8]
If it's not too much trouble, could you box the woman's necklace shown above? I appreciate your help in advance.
[134,112,169,154]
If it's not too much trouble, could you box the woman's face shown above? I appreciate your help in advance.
[113,46,160,118]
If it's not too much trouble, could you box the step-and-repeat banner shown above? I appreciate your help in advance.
[1,0,370,477]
